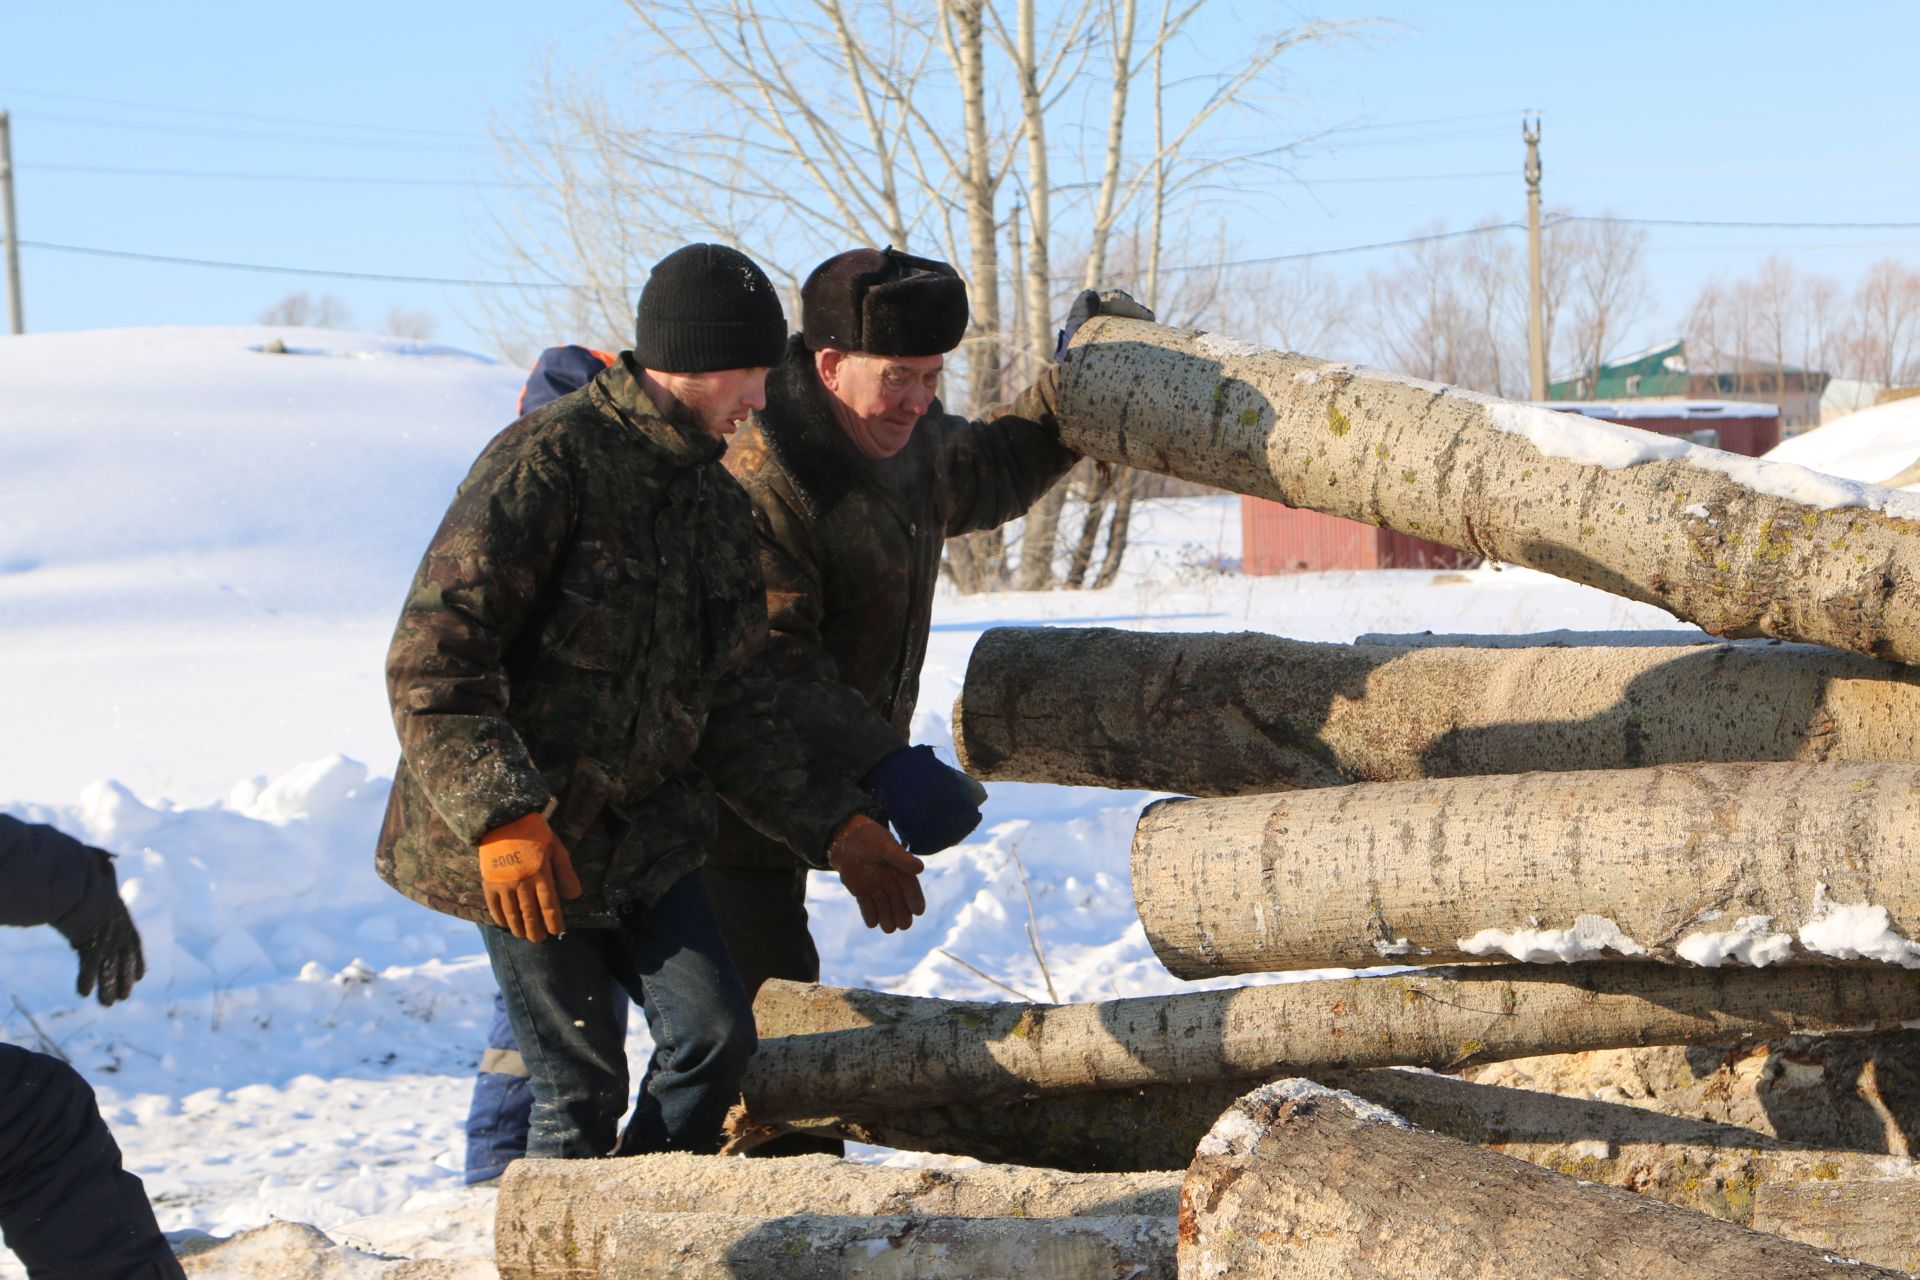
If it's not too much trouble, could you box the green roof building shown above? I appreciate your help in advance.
[1548,339,1690,401]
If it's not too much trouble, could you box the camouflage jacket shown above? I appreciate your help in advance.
[376,354,871,925]
[714,336,1077,869]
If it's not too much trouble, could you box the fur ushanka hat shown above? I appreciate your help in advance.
[800,247,970,357]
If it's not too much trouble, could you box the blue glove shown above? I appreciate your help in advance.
[1053,288,1155,361]
[863,746,989,856]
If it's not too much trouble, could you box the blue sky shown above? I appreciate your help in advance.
[4,1,1916,361]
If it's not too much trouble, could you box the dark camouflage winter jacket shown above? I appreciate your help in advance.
[377,353,872,925]
[712,336,1077,869]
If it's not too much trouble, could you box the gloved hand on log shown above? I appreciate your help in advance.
[479,812,583,943]
[863,745,989,855]
[827,813,926,933]
[1054,289,1154,361]
[55,849,146,1007]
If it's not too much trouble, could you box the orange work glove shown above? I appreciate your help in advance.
[478,813,583,943]
[827,814,926,934]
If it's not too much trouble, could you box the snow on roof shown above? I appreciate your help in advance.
[1765,394,1920,486]
[1596,337,1685,370]
[1545,399,1778,420]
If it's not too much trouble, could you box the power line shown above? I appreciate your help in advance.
[20,158,1504,190]
[1568,214,1920,232]
[18,239,572,290]
[21,161,529,189]
[24,211,1920,293]
[0,84,489,140]
[13,110,498,154]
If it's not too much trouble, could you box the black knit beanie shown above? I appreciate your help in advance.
[634,243,788,372]
[801,247,970,356]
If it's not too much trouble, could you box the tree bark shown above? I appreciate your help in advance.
[525,1211,1173,1280]
[496,1154,1178,1278]
[1136,760,1920,978]
[1057,316,1920,662]
[1469,1029,1920,1156]
[1179,1080,1908,1279]
[740,966,1920,1121]
[952,628,1920,795]
[1753,1182,1920,1275]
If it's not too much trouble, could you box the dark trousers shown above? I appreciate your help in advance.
[701,861,843,1158]
[479,871,754,1159]
[0,1043,185,1280]
[700,862,820,998]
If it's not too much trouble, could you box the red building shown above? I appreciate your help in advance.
[1240,400,1780,575]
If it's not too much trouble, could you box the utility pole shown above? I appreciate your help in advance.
[1524,115,1545,400]
[0,110,22,334]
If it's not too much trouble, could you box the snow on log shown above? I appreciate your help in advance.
[951,628,1920,795]
[739,966,1920,1121]
[1178,1080,1908,1280]
[516,1211,1174,1280]
[1134,760,1920,978]
[494,1153,1178,1276]
[1058,316,1920,662]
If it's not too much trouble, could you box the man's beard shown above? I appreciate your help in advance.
[656,392,714,436]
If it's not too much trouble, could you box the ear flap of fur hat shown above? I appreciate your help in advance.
[802,247,970,357]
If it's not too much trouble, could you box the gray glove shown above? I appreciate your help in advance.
[1054,288,1156,360]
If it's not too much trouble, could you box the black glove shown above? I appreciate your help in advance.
[56,851,146,1007]
[862,745,989,856]
[1054,288,1156,361]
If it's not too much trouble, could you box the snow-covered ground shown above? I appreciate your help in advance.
[1,328,1913,1266]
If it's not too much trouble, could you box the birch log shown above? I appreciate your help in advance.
[744,983,1920,1212]
[739,965,1920,1120]
[951,628,1920,795]
[1178,1081,1908,1280]
[1135,760,1920,978]
[1470,1030,1920,1154]
[1753,1183,1920,1274]
[495,1155,1178,1279]
[575,1213,1173,1280]
[1059,317,1920,662]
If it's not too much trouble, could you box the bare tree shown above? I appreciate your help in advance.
[1844,257,1920,392]
[1364,223,1476,389]
[383,305,439,341]
[482,0,1370,590]
[1558,212,1650,390]
[260,291,353,330]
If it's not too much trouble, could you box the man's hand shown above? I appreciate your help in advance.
[478,812,584,943]
[1054,288,1156,360]
[71,892,145,1007]
[828,814,926,934]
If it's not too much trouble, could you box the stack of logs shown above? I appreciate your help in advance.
[497,319,1920,1278]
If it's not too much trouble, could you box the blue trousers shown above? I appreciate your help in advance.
[0,1043,184,1279]
[478,871,754,1160]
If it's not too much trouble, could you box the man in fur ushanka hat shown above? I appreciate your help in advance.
[705,249,1150,1150]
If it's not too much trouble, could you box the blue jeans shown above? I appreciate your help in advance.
[479,871,755,1159]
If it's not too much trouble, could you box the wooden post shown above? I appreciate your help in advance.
[951,628,1920,795]
[1056,316,1920,662]
[1134,760,1920,978]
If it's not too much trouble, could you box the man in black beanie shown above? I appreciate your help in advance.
[380,242,924,1162]
[703,248,1148,1154]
